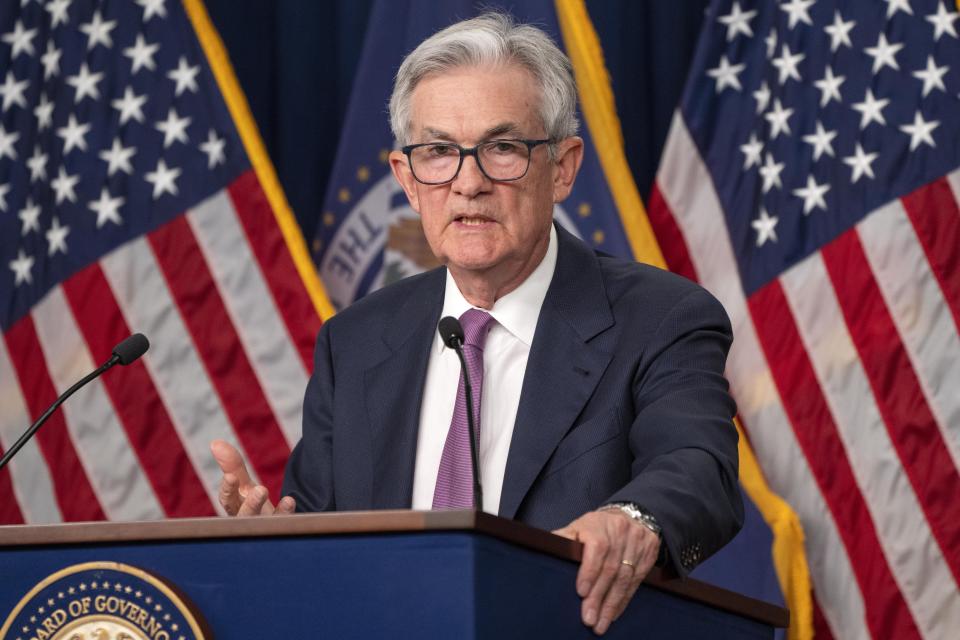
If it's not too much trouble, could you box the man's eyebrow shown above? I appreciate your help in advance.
[418,123,524,142]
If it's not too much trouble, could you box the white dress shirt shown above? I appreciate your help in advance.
[412,226,558,514]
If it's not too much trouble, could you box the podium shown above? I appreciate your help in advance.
[0,511,787,638]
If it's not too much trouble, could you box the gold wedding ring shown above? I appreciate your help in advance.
[620,558,636,567]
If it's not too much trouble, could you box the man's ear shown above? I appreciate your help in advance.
[552,136,585,204]
[389,149,421,213]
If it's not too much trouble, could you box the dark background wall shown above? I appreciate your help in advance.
[203,0,709,244]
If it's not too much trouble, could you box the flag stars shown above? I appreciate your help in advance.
[852,89,890,129]
[40,42,62,80]
[99,138,136,176]
[752,208,779,247]
[137,0,168,21]
[34,94,54,130]
[793,175,830,214]
[885,0,914,19]
[200,129,226,168]
[759,153,785,192]
[45,0,72,28]
[124,35,160,75]
[707,55,745,92]
[80,10,117,50]
[824,11,855,52]
[803,122,837,161]
[46,217,70,256]
[88,188,124,228]
[765,98,794,139]
[112,87,148,125]
[864,33,903,74]
[813,67,845,107]
[57,114,91,154]
[168,57,200,96]
[27,146,47,182]
[843,143,879,183]
[18,198,41,235]
[0,71,29,112]
[156,108,192,148]
[9,250,34,286]
[717,2,756,41]
[780,0,815,29]
[926,2,958,40]
[145,159,181,199]
[2,20,37,59]
[753,81,770,114]
[51,167,80,204]
[772,44,804,84]
[899,111,939,151]
[0,182,9,211]
[912,56,948,97]
[739,133,763,169]
[0,124,20,160]
[764,28,777,58]
[66,63,104,103]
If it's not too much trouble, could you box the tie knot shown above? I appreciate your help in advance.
[459,308,495,348]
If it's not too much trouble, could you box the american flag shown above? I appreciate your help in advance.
[0,0,324,524]
[649,0,960,638]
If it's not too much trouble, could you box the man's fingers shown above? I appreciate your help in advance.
[210,440,255,488]
[276,495,297,514]
[218,472,242,516]
[237,485,274,516]
[581,529,624,629]
[594,530,643,634]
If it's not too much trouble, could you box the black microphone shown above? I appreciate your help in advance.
[438,316,483,512]
[0,333,150,472]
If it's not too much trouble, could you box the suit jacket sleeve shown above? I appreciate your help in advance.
[604,286,742,577]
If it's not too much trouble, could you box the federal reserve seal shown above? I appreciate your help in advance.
[1,562,207,640]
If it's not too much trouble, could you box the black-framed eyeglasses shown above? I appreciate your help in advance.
[401,138,551,185]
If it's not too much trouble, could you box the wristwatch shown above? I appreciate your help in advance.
[600,502,662,538]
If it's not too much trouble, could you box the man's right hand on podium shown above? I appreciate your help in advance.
[210,440,296,516]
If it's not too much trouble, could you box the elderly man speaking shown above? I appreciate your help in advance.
[213,12,742,636]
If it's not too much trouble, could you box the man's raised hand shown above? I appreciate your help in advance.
[210,439,296,516]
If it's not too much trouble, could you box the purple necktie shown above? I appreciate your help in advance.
[433,308,496,509]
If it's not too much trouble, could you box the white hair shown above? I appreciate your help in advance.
[388,12,579,147]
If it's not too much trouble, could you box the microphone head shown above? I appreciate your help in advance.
[112,333,150,365]
[438,316,464,349]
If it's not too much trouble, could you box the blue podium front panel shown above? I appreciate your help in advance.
[1,531,772,638]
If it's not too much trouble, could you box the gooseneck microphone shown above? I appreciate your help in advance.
[0,333,150,472]
[438,316,483,512]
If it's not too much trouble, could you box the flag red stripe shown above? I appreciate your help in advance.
[228,170,321,371]
[0,448,25,524]
[748,280,922,640]
[822,231,960,579]
[3,318,106,521]
[812,592,837,640]
[646,182,700,281]
[900,178,960,334]
[148,215,290,497]
[60,264,216,518]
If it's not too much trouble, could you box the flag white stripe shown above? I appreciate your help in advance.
[656,114,869,639]
[101,237,255,511]
[31,287,165,521]
[858,200,960,468]
[780,253,960,638]
[187,192,307,446]
[0,337,63,524]
[948,167,960,208]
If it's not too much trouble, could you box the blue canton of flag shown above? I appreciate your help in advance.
[685,0,960,295]
[1,0,245,331]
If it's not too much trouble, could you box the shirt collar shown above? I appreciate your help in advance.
[438,224,558,352]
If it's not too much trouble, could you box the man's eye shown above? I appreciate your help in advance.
[487,141,522,154]
[427,144,456,157]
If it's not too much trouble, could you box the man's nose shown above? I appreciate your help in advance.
[451,153,491,196]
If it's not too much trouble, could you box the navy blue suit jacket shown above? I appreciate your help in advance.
[284,225,743,575]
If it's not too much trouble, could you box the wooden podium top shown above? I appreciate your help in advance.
[0,510,788,628]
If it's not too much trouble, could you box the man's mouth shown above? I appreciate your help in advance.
[454,215,493,226]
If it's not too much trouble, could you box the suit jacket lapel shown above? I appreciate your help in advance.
[499,227,615,519]
[363,268,445,509]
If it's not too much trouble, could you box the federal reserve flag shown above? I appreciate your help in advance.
[650,1,960,638]
[0,0,327,523]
